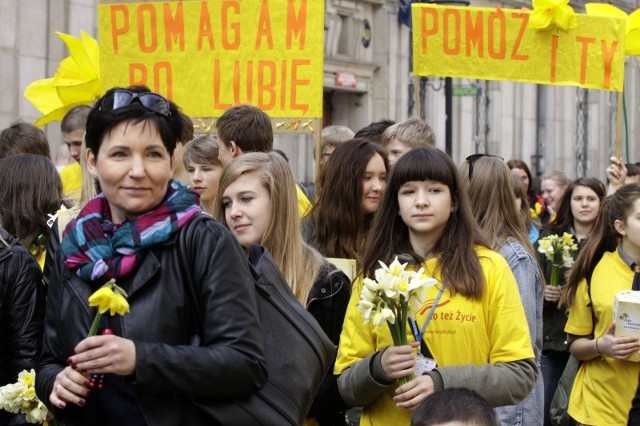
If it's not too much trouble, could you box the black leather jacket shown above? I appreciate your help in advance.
[36,215,267,425]
[306,262,351,425]
[0,227,45,425]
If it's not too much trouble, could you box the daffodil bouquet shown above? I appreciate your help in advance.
[0,369,48,424]
[357,257,437,384]
[537,232,578,286]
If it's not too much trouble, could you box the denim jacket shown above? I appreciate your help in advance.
[495,238,544,426]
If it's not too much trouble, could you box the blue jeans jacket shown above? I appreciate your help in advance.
[495,238,544,426]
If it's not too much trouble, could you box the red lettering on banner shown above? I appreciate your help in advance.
[443,9,460,55]
[137,4,158,53]
[255,2,274,50]
[258,61,276,110]
[197,2,215,51]
[550,35,558,82]
[211,59,310,113]
[287,0,307,49]
[110,5,129,54]
[601,39,618,89]
[420,8,439,54]
[128,62,172,95]
[222,1,241,49]
[163,3,185,52]
[576,36,596,84]
[487,10,506,59]
[511,12,529,60]
[465,11,483,57]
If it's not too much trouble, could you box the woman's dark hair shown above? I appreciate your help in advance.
[411,388,497,426]
[361,147,486,299]
[0,154,64,247]
[310,138,388,259]
[507,159,534,193]
[85,85,183,157]
[545,177,606,235]
[562,182,640,308]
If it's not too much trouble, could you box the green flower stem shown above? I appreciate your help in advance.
[87,311,102,337]
[550,264,561,287]
[386,299,414,386]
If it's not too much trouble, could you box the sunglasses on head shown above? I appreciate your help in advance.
[100,90,171,116]
[466,153,504,180]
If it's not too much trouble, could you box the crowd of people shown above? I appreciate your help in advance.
[2,85,640,426]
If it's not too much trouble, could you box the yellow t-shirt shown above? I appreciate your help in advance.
[565,250,640,426]
[296,183,311,218]
[335,247,534,426]
[59,161,82,203]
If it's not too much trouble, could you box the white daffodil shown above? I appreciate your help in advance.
[363,277,380,293]
[382,276,401,300]
[357,300,375,323]
[361,286,378,303]
[373,307,396,326]
[25,400,48,424]
[562,252,575,268]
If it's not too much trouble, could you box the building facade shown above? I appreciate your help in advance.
[2,0,638,185]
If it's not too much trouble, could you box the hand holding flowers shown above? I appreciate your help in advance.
[357,257,437,385]
[51,280,131,411]
[537,232,578,286]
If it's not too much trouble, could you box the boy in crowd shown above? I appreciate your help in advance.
[216,104,311,216]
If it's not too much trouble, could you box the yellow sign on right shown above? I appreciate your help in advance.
[412,4,626,92]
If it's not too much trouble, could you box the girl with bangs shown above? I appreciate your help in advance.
[335,147,537,425]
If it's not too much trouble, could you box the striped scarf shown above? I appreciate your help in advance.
[62,180,200,284]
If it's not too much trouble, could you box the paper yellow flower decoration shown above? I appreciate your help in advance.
[89,279,130,316]
[23,31,101,126]
[586,3,640,56]
[529,0,577,32]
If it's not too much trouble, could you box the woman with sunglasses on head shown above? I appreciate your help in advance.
[559,183,640,425]
[35,86,266,425]
[534,177,605,426]
[303,138,388,262]
[461,155,544,425]
[215,152,351,425]
[335,147,536,425]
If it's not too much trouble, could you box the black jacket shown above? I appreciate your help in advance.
[306,262,351,425]
[0,227,45,426]
[36,214,267,425]
[536,229,586,352]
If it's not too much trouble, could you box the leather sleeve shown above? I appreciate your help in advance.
[307,266,352,420]
[36,240,79,417]
[133,218,267,398]
[6,245,45,381]
[434,358,538,407]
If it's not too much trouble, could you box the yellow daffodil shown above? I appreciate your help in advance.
[529,0,577,32]
[24,31,101,126]
[88,279,130,316]
[586,3,640,55]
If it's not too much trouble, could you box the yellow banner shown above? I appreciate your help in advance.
[412,4,625,92]
[98,1,324,117]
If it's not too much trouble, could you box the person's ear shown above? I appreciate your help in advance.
[86,148,98,179]
[230,141,242,158]
[614,219,627,236]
